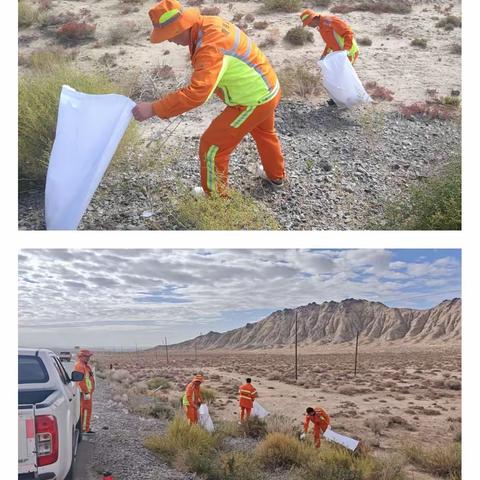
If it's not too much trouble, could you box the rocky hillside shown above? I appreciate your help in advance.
[169,298,461,350]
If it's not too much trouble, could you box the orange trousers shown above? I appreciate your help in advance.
[313,425,322,448]
[240,406,252,421]
[80,395,92,432]
[199,91,285,194]
[185,405,198,424]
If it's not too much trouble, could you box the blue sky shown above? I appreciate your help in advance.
[18,249,461,348]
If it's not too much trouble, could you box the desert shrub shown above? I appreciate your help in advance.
[399,101,457,120]
[245,13,255,22]
[98,52,117,67]
[277,65,322,98]
[106,22,134,45]
[262,0,302,13]
[255,433,310,469]
[147,402,175,420]
[152,63,176,80]
[380,159,461,230]
[440,96,461,107]
[382,23,403,36]
[174,190,279,230]
[450,43,461,55]
[411,37,427,48]
[217,452,263,480]
[147,377,172,390]
[19,1,38,27]
[238,416,268,439]
[18,63,137,185]
[201,387,217,404]
[266,414,299,437]
[312,0,331,7]
[331,1,411,14]
[436,15,461,30]
[37,0,53,10]
[201,6,221,15]
[26,48,77,71]
[39,11,79,27]
[357,36,372,46]
[56,21,96,44]
[284,26,314,45]
[364,417,385,435]
[254,21,268,29]
[365,81,394,101]
[403,442,461,478]
[259,33,277,48]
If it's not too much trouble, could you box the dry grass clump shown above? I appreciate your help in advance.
[450,43,461,55]
[147,402,175,420]
[365,417,385,435]
[201,6,221,15]
[56,22,96,44]
[200,387,217,404]
[262,0,302,13]
[365,81,394,101]
[382,23,403,36]
[411,37,427,48]
[259,32,278,48]
[255,433,310,469]
[399,101,456,121]
[357,36,372,46]
[284,27,314,46]
[106,21,138,45]
[24,48,78,70]
[403,442,461,478]
[265,413,300,437]
[436,16,461,31]
[19,1,39,27]
[217,452,263,480]
[312,0,331,7]
[254,21,268,30]
[147,377,172,390]
[332,1,411,15]
[277,65,322,98]
[238,416,268,439]
[174,190,279,230]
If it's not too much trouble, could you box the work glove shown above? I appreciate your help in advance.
[84,394,91,400]
[300,433,306,440]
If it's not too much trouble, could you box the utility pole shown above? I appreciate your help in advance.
[194,341,197,362]
[165,336,169,365]
[294,311,298,381]
[354,330,359,377]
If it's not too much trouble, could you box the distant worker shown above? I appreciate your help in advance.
[300,406,330,448]
[183,374,204,424]
[74,349,96,433]
[238,377,257,422]
[132,0,286,195]
[300,9,359,106]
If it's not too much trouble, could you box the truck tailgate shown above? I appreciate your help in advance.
[18,407,37,474]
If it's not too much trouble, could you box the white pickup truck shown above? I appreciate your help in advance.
[18,349,84,480]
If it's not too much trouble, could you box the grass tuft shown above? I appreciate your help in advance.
[284,27,314,46]
[403,442,461,478]
[277,66,322,98]
[255,432,311,469]
[19,1,38,28]
[262,0,301,13]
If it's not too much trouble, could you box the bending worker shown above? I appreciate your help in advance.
[301,406,330,448]
[238,377,257,422]
[132,0,286,195]
[182,374,204,424]
[300,9,359,105]
[73,349,96,433]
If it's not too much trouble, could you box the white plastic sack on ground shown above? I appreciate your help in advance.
[252,401,269,419]
[45,85,135,230]
[323,425,359,451]
[317,51,371,108]
[198,404,215,432]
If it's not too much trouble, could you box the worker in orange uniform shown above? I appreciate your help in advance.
[300,406,330,448]
[300,9,359,106]
[132,0,286,195]
[182,374,204,424]
[238,377,257,422]
[73,349,96,433]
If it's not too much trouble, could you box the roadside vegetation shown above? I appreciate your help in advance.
[403,442,461,478]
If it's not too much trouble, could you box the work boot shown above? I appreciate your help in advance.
[255,165,284,190]
[327,98,337,107]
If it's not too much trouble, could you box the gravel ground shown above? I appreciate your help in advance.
[18,101,460,230]
[83,377,194,480]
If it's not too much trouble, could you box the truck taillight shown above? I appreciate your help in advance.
[35,415,59,467]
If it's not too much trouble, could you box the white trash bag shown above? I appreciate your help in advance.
[198,404,215,432]
[252,401,269,419]
[45,85,135,230]
[323,425,359,451]
[318,51,371,108]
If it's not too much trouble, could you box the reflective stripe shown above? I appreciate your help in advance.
[82,409,88,430]
[257,79,279,105]
[206,56,230,101]
[160,9,181,24]
[85,372,92,392]
[301,14,310,21]
[333,31,344,48]
[333,31,359,58]
[240,395,253,400]
[206,145,219,190]
[230,106,256,128]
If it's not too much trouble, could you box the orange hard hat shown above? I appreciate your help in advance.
[193,374,204,382]
[300,9,318,27]
[78,349,93,357]
[149,0,200,44]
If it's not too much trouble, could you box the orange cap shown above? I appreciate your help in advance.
[78,349,93,357]
[193,374,204,382]
[300,9,317,27]
[149,0,200,44]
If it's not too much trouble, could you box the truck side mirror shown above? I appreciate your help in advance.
[71,371,84,382]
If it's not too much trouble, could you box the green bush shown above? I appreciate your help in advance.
[147,377,172,390]
[201,387,217,404]
[218,452,263,480]
[18,63,137,186]
[262,0,301,13]
[284,27,314,46]
[255,433,311,469]
[147,402,175,420]
[174,190,279,230]
[380,159,461,230]
[19,1,38,28]
[403,442,461,478]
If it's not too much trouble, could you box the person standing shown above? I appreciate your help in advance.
[182,374,204,424]
[238,377,257,422]
[74,349,96,433]
[132,0,286,195]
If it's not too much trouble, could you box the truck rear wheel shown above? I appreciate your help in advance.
[76,418,83,444]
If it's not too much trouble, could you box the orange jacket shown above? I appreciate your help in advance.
[318,15,354,57]
[238,383,257,409]
[74,360,95,395]
[183,381,203,407]
[152,15,278,119]
[304,407,330,433]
